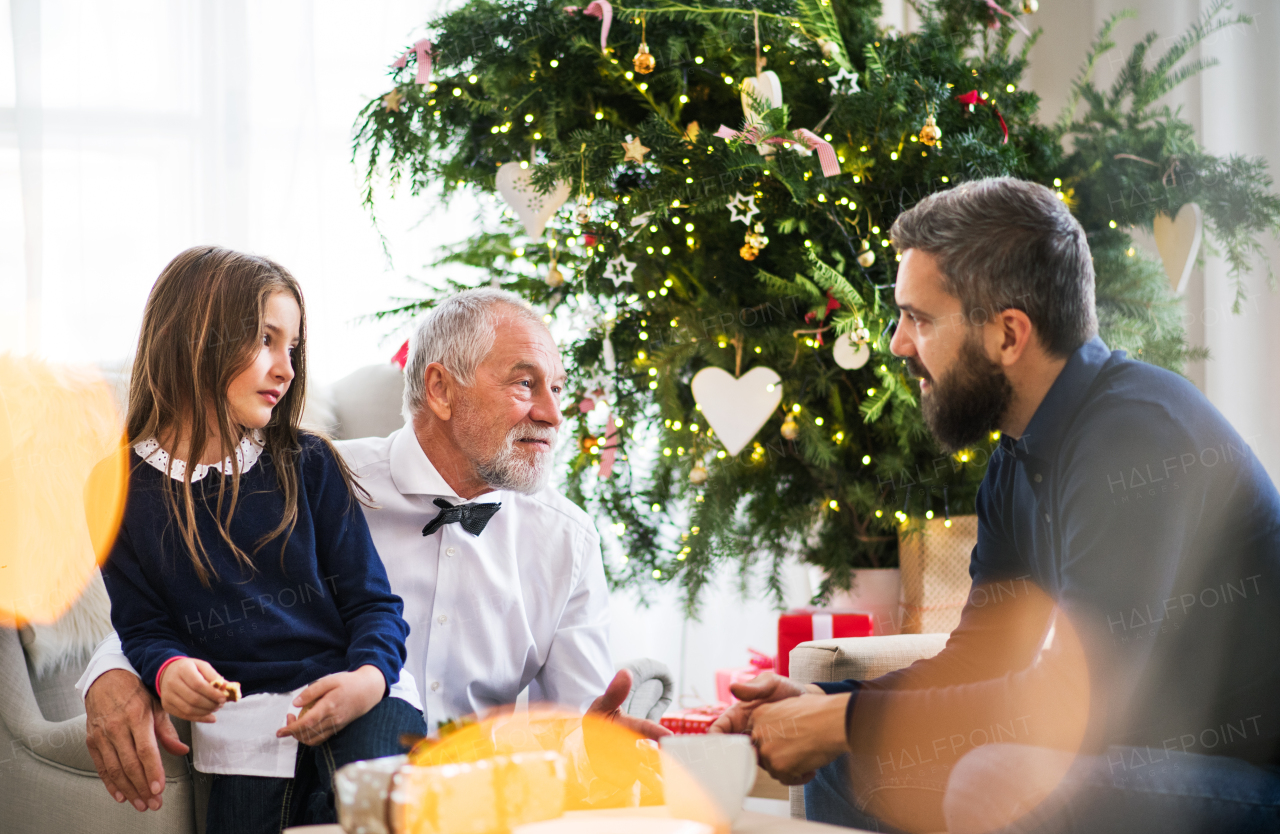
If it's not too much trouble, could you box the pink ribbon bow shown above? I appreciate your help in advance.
[715,123,765,144]
[564,0,613,52]
[391,38,434,85]
[598,413,619,479]
[714,125,841,178]
[984,0,1030,35]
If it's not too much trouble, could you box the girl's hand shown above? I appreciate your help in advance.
[158,658,227,723]
[277,665,386,746]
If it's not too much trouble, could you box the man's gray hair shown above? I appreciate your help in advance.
[890,177,1098,357]
[402,288,545,421]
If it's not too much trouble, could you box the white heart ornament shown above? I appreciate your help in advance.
[741,71,783,122]
[1152,202,1203,295]
[832,333,870,369]
[691,366,783,457]
[495,164,571,240]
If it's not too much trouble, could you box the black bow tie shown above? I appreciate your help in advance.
[421,498,502,537]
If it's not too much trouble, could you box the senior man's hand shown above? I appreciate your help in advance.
[84,669,190,812]
[746,692,852,785]
[708,672,824,735]
[583,669,672,794]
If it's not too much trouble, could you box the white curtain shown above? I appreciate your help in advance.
[1,0,478,378]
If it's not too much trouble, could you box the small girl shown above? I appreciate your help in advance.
[102,246,425,834]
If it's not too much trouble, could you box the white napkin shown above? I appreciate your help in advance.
[192,686,306,778]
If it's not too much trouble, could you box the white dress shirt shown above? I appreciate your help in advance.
[79,426,613,731]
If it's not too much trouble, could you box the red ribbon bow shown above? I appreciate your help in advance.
[391,38,434,86]
[955,90,1008,145]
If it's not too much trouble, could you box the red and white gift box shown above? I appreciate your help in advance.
[659,703,729,735]
[714,648,775,704]
[776,609,874,677]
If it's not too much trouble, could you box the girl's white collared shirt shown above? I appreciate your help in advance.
[133,431,265,481]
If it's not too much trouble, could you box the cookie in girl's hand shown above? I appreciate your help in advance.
[211,677,242,702]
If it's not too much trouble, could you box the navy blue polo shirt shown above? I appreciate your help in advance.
[821,337,1280,766]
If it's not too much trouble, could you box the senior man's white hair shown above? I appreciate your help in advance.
[401,288,548,423]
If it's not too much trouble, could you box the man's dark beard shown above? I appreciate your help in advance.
[907,334,1013,454]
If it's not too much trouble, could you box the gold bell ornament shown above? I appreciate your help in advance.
[919,113,942,147]
[780,414,800,441]
[633,18,655,74]
[741,222,768,260]
[689,464,709,485]
[857,240,876,268]
[545,263,565,288]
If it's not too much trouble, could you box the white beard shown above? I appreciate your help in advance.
[471,422,558,494]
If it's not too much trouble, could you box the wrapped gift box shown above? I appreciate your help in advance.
[776,609,873,676]
[335,751,566,834]
[658,704,728,735]
[898,515,978,634]
[714,648,774,704]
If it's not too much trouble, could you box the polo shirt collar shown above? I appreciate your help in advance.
[389,426,463,500]
[1013,336,1113,462]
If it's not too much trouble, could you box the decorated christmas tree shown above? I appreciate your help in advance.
[354,0,1279,608]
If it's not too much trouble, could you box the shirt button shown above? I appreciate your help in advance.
[437,614,448,624]
[446,547,457,557]
[1034,473,1043,483]
[431,681,440,691]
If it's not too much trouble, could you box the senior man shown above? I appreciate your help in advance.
[78,288,665,812]
[712,178,1280,833]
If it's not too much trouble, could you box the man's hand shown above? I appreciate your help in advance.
[583,670,672,795]
[746,693,851,786]
[278,665,386,746]
[708,672,821,735]
[85,669,189,812]
[586,669,673,743]
[158,657,226,723]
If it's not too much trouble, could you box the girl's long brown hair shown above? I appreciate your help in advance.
[127,246,363,586]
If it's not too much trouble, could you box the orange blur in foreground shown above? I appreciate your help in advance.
[0,355,127,624]
[395,709,725,833]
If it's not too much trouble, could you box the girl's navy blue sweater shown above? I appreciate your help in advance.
[102,433,408,697]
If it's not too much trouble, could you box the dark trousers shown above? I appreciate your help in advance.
[205,696,426,834]
[806,744,1280,834]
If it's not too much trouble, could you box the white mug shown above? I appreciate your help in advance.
[660,734,758,824]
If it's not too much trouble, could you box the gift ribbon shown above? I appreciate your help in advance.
[565,0,612,52]
[955,89,1008,144]
[598,412,618,479]
[714,124,841,177]
[391,38,434,85]
[984,0,1030,35]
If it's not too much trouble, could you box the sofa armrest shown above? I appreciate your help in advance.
[785,633,950,820]
[0,627,189,777]
[789,634,950,686]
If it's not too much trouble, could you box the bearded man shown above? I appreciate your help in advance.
[77,289,666,813]
[712,178,1280,833]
